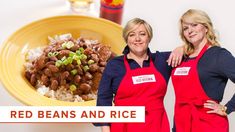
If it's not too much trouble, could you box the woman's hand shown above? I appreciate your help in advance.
[204,100,227,116]
[101,126,110,132]
[167,46,184,67]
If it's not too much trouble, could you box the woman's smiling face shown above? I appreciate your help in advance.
[127,24,150,55]
[182,22,208,46]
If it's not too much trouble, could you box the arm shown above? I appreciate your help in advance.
[93,61,114,127]
[167,45,184,67]
[101,126,110,132]
[96,66,114,107]
[218,49,235,115]
[204,48,235,116]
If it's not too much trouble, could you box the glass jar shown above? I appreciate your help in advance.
[99,0,124,24]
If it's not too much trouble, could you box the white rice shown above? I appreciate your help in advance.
[36,85,50,95]
[87,93,97,100]
[25,47,43,62]
[24,47,44,71]
[48,33,72,44]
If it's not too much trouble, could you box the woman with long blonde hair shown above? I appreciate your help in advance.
[171,9,235,132]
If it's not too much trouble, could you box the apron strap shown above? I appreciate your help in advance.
[123,55,131,71]
[149,56,154,68]
[196,43,209,61]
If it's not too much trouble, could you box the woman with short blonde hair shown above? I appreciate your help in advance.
[94,18,183,132]
[123,18,153,43]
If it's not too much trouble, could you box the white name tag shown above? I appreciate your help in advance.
[174,67,191,76]
[132,74,156,84]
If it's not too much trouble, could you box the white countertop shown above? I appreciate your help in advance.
[1,0,235,131]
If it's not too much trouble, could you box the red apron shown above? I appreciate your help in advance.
[171,44,229,132]
[111,56,170,132]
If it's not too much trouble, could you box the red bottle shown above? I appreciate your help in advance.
[99,0,124,24]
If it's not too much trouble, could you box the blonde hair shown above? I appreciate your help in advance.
[123,18,153,43]
[179,9,220,55]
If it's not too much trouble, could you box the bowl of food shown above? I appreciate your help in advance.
[0,15,125,106]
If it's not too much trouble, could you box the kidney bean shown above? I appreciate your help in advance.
[30,74,37,86]
[48,65,59,73]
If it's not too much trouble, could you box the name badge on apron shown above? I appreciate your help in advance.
[132,74,156,84]
[174,67,191,76]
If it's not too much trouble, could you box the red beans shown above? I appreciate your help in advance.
[25,37,116,102]
[48,65,59,73]
[51,80,59,90]
[74,75,81,84]
[89,63,99,72]
[85,72,93,80]
[30,74,37,86]
[41,74,49,86]
[44,68,52,77]
[79,83,91,93]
